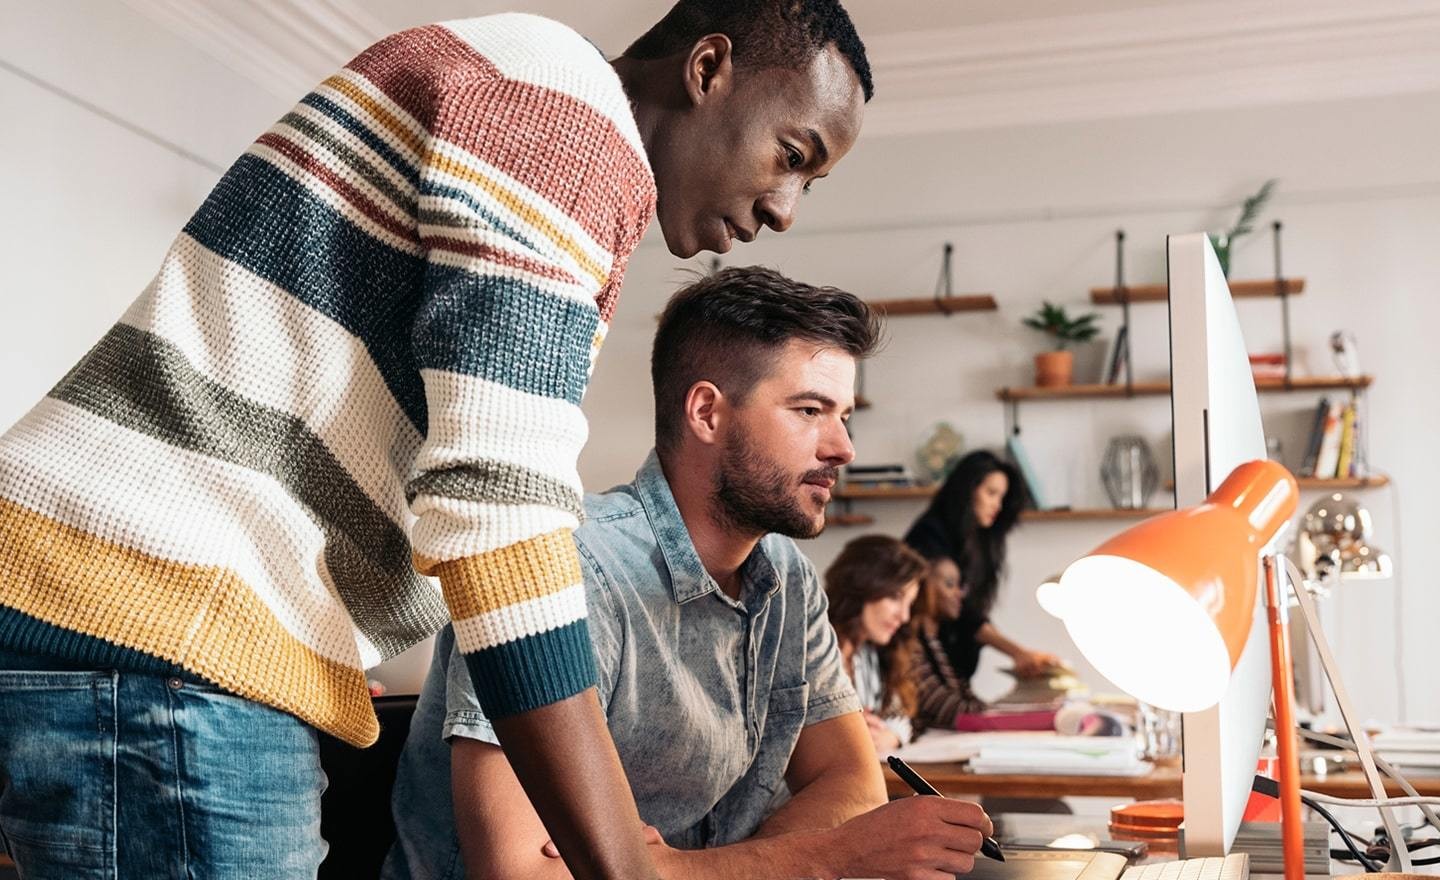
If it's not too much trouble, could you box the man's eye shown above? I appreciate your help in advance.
[800,407,820,417]
[785,146,803,169]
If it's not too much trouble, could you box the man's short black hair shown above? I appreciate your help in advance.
[624,0,874,102]
[651,266,881,455]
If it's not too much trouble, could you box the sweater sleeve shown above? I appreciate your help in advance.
[912,633,987,731]
[405,74,645,721]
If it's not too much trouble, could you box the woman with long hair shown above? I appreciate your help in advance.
[824,534,927,754]
[904,450,1059,683]
[909,554,988,730]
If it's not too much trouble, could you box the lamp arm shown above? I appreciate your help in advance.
[1281,556,1413,871]
[1263,554,1306,880]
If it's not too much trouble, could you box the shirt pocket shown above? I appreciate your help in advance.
[752,681,810,797]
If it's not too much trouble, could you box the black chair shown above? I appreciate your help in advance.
[318,695,418,880]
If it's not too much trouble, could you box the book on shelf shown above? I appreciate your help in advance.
[1298,397,1330,477]
[842,464,916,488]
[1104,325,1128,385]
[1312,400,1344,479]
[1335,402,1358,478]
[1005,434,1047,509]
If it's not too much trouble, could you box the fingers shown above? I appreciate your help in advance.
[920,796,994,838]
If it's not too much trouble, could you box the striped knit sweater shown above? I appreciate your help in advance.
[0,14,655,747]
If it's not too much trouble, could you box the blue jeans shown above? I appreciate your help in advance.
[0,650,327,879]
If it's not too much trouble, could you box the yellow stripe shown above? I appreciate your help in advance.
[415,528,581,621]
[322,74,424,157]
[425,150,609,288]
[0,498,379,746]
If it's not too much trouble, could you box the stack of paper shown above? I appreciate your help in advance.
[1371,728,1440,768]
[968,734,1147,776]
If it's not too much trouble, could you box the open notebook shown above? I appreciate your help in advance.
[961,850,1248,880]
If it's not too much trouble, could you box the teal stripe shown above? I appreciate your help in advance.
[0,605,192,680]
[48,322,446,658]
[462,619,596,720]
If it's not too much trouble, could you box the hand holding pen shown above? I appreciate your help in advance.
[889,755,1006,863]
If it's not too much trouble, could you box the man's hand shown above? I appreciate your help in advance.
[820,795,993,880]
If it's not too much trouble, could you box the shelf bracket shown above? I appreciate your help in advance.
[1273,220,1294,388]
[1115,229,1135,396]
[932,242,956,315]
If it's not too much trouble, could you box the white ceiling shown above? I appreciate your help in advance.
[120,0,1440,137]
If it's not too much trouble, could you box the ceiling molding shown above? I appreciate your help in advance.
[119,0,387,101]
[120,0,1440,135]
[861,0,1440,136]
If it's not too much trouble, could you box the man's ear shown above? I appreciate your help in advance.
[682,381,726,446]
[682,33,734,107]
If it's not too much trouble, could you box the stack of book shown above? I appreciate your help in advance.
[1229,820,1329,876]
[992,666,1083,708]
[1299,397,1366,479]
[841,463,916,489]
[968,734,1148,777]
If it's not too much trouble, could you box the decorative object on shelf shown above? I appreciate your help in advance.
[1294,492,1393,585]
[1103,325,1129,385]
[1099,435,1160,510]
[1005,433,1047,509]
[842,463,915,490]
[1248,352,1286,382]
[1022,301,1100,387]
[1330,330,1361,379]
[914,422,963,484]
[1209,178,1276,277]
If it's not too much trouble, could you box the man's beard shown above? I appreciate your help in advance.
[712,431,836,539]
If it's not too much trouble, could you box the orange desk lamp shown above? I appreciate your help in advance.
[1037,459,1304,880]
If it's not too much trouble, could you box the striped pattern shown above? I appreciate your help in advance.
[0,13,654,746]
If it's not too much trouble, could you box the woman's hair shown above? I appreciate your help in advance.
[916,450,1026,617]
[909,552,954,627]
[824,534,928,718]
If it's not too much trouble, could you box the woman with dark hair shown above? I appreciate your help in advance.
[909,554,988,730]
[904,450,1060,684]
[825,535,927,754]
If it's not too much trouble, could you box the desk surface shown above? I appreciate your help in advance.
[884,759,1440,801]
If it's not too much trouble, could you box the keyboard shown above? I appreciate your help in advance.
[1120,853,1249,880]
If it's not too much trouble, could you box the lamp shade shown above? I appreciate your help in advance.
[1037,459,1298,712]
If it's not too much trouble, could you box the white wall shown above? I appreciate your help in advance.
[0,3,282,425]
[580,90,1440,725]
[3,6,1436,723]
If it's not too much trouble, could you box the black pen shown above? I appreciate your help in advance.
[887,755,1005,863]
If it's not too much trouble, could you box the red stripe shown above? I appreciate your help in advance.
[345,25,654,258]
[256,133,418,246]
[420,234,577,284]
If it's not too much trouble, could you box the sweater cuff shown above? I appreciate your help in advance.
[462,619,597,720]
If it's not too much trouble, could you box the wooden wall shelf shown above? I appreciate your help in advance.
[1090,278,1305,305]
[831,485,1169,524]
[1164,475,1391,491]
[996,375,1372,402]
[1020,508,1168,522]
[834,484,935,500]
[866,295,998,317]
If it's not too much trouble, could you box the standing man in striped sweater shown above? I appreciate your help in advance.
[0,2,871,879]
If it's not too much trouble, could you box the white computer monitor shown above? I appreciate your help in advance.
[1167,232,1272,856]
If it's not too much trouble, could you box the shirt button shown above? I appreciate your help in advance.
[167,677,184,690]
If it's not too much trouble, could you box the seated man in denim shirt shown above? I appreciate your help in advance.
[385,267,992,880]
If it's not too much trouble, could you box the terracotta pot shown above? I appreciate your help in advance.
[1034,350,1074,387]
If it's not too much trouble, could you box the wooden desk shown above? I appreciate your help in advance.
[885,760,1440,801]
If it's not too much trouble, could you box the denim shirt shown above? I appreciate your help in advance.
[384,452,859,878]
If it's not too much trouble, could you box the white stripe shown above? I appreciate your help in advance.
[276,103,417,219]
[409,496,578,562]
[247,142,423,257]
[319,67,427,163]
[413,369,589,492]
[0,399,383,668]
[440,14,648,161]
[423,139,615,285]
[118,234,422,527]
[451,582,587,653]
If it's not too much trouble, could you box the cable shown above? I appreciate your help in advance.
[1303,792,1440,808]
[1296,727,1440,835]
[1253,774,1383,871]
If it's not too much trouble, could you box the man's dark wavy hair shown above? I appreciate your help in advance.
[624,0,874,102]
[651,266,880,455]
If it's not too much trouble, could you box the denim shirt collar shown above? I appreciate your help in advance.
[633,450,779,608]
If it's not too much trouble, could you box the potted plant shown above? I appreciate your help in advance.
[1023,301,1100,387]
[1209,178,1276,277]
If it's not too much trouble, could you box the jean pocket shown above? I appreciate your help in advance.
[752,682,810,796]
[0,669,115,867]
